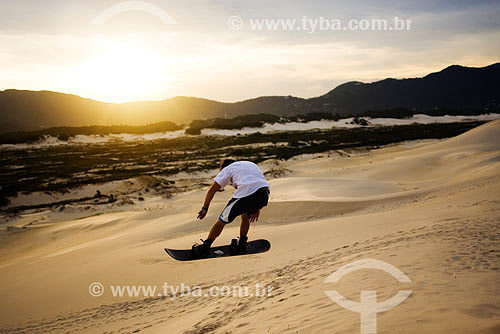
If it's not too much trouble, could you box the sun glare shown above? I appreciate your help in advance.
[76,42,171,103]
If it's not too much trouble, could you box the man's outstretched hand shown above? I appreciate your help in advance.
[197,208,208,220]
[249,210,260,223]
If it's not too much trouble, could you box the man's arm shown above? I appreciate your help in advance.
[197,182,221,219]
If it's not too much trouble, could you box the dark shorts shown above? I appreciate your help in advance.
[219,187,270,224]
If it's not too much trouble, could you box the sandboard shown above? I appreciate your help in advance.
[165,239,271,261]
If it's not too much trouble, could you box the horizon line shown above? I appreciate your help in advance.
[1,61,498,105]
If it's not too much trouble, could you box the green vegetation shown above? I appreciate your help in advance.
[350,117,370,126]
[1,109,495,144]
[0,121,486,208]
[185,109,495,134]
[185,112,343,134]
[285,112,341,122]
[186,114,282,134]
[0,121,182,144]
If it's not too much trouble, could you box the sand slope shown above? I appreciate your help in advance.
[0,121,499,333]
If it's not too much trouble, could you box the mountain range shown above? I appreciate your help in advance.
[1,62,499,133]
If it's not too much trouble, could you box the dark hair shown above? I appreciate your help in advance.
[219,158,235,170]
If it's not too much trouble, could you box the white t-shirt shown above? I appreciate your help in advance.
[214,161,270,198]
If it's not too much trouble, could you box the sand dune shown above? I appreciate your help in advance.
[0,121,499,333]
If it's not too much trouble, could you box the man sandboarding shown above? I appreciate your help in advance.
[192,159,270,258]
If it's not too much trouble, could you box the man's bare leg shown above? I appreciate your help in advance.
[240,213,250,238]
[207,219,225,241]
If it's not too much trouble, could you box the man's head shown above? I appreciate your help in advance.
[219,158,235,170]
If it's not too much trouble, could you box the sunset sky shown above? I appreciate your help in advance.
[1,0,499,103]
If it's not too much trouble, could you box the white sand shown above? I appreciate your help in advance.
[0,121,499,333]
[2,114,499,150]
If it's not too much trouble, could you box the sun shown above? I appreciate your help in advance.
[76,41,172,103]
